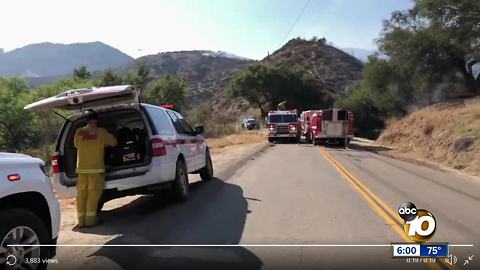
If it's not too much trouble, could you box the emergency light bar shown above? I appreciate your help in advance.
[268,109,298,114]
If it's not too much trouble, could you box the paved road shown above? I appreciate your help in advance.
[53,142,480,270]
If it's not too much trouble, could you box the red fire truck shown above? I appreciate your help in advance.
[267,110,301,143]
[300,108,354,146]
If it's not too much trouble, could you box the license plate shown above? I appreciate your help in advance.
[123,152,138,162]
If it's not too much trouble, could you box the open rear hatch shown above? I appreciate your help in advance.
[55,109,153,187]
[24,85,139,111]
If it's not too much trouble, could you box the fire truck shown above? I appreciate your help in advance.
[300,108,354,146]
[267,110,301,143]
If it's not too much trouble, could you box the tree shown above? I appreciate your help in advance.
[145,74,187,111]
[124,60,153,91]
[378,0,480,95]
[336,84,385,139]
[73,65,91,80]
[99,69,123,86]
[335,55,409,137]
[0,77,36,151]
[226,63,329,116]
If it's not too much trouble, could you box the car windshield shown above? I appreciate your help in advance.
[269,114,297,123]
[246,119,256,123]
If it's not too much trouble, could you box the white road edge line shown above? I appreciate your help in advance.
[7,244,474,247]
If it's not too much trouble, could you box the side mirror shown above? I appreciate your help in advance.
[194,125,204,135]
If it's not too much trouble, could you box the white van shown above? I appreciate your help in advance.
[24,85,214,209]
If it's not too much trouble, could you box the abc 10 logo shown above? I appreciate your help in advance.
[398,202,436,242]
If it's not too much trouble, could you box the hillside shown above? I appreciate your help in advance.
[207,38,364,118]
[264,38,364,95]
[378,98,480,176]
[0,42,134,77]
[138,50,254,106]
[143,38,364,117]
[1,38,364,119]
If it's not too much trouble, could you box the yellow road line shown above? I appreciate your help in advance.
[319,147,446,270]
[321,148,403,223]
[320,148,458,270]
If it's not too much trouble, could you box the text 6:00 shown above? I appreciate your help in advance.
[397,247,416,255]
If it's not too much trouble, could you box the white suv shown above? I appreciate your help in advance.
[24,85,214,208]
[0,153,61,270]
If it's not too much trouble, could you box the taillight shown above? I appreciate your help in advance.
[7,174,21,182]
[51,155,61,174]
[152,138,167,156]
[268,124,276,132]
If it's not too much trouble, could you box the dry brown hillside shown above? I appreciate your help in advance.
[378,98,480,176]
[137,38,363,120]
[264,38,364,95]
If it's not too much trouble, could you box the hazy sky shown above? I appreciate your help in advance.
[1,0,413,59]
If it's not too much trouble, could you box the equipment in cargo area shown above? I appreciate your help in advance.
[300,108,354,146]
[107,127,146,167]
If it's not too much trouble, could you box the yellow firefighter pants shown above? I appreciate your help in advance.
[76,173,104,227]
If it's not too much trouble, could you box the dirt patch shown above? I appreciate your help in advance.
[377,98,480,176]
[59,197,76,209]
[208,130,267,150]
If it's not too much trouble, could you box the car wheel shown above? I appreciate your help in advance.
[0,208,50,270]
[172,159,189,201]
[199,150,214,181]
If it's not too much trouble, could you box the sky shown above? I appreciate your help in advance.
[0,0,413,60]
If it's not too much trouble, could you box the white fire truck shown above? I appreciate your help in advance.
[300,108,354,146]
[267,110,301,143]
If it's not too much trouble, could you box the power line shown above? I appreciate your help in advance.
[278,0,311,48]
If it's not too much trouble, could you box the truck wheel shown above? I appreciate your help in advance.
[268,138,274,143]
[0,208,50,270]
[172,159,189,201]
[199,149,214,181]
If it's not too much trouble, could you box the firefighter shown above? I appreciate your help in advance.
[277,101,287,110]
[74,112,117,227]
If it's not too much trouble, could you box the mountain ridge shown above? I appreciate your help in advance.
[0,41,134,77]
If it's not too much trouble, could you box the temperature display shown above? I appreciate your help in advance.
[392,243,449,257]
[420,244,449,257]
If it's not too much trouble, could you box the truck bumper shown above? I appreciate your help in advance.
[314,134,353,139]
[269,133,298,138]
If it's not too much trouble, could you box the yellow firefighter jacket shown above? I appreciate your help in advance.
[74,125,117,173]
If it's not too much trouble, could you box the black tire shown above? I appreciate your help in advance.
[312,138,317,146]
[172,159,189,201]
[305,133,312,143]
[199,150,214,181]
[0,208,50,270]
[268,138,274,143]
